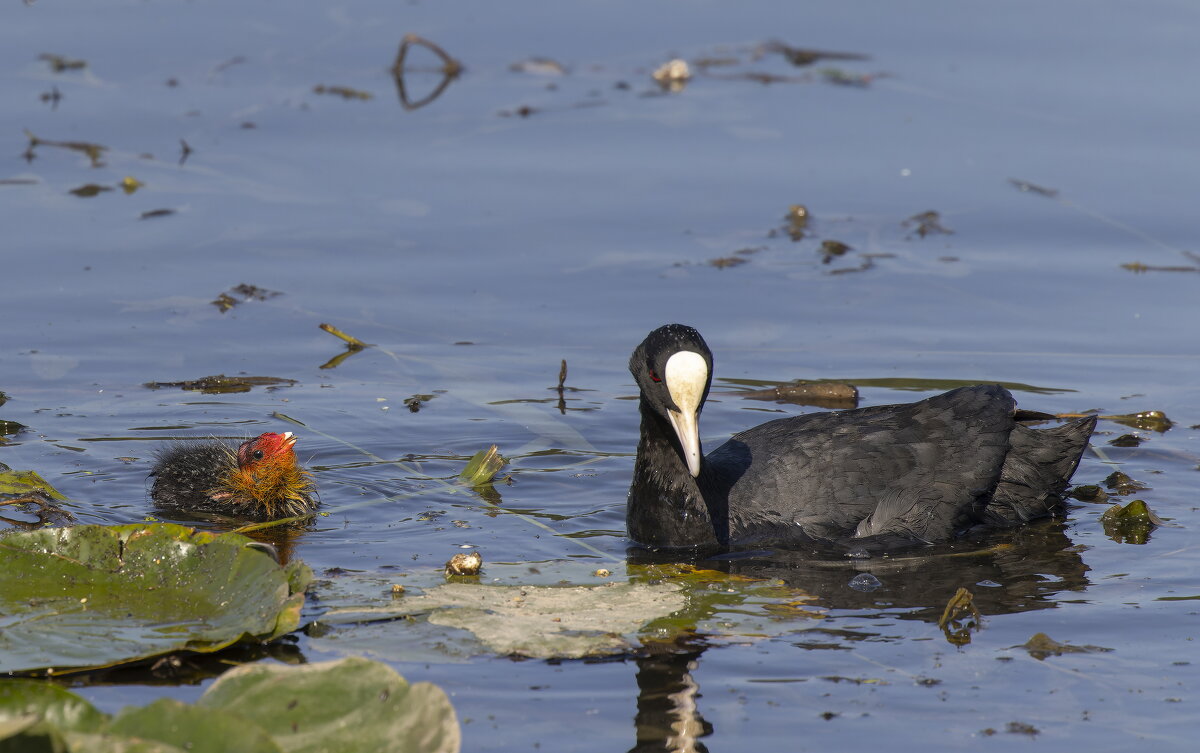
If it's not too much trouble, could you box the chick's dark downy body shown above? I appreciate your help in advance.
[627,324,1096,552]
[151,432,317,520]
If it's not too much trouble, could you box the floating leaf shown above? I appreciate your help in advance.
[0,469,67,500]
[1100,499,1163,545]
[1018,632,1112,660]
[1103,470,1149,495]
[0,658,458,753]
[143,374,297,394]
[458,445,507,487]
[0,524,311,673]
[937,587,982,646]
[200,657,459,753]
[1069,484,1108,503]
[309,561,818,662]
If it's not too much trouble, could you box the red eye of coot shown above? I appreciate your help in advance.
[649,370,661,383]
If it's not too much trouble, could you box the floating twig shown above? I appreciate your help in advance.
[392,34,462,111]
[319,323,371,350]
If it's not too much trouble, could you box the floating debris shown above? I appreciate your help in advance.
[143,374,298,394]
[1009,178,1058,197]
[211,283,282,312]
[1018,632,1113,660]
[938,587,982,646]
[319,322,370,349]
[40,85,63,109]
[24,129,108,167]
[709,255,748,269]
[1121,261,1199,273]
[760,41,869,67]
[404,394,434,412]
[69,183,113,198]
[392,34,462,111]
[819,239,851,264]
[731,382,859,410]
[652,58,691,91]
[459,445,507,488]
[0,420,26,435]
[179,139,193,166]
[1101,499,1163,544]
[1057,409,1172,433]
[445,551,483,577]
[1069,484,1108,503]
[818,67,873,87]
[509,57,567,76]
[1108,433,1142,447]
[784,204,810,240]
[39,53,87,72]
[140,208,175,220]
[904,210,954,238]
[120,176,144,194]
[1103,470,1150,495]
[313,84,373,100]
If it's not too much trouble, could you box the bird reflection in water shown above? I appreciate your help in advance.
[624,519,1089,751]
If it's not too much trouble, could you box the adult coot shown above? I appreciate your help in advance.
[627,324,1096,551]
[151,432,317,519]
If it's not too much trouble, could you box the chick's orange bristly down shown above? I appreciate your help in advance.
[150,432,317,520]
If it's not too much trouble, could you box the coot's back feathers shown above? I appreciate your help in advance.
[627,324,1096,552]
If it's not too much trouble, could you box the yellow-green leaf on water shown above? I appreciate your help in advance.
[1100,499,1164,545]
[459,445,507,487]
[0,524,311,673]
[0,469,67,500]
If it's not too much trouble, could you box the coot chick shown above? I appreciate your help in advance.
[151,432,317,519]
[628,324,1096,551]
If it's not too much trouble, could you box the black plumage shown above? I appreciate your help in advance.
[627,324,1096,552]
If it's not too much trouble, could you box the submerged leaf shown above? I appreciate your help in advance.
[0,524,311,673]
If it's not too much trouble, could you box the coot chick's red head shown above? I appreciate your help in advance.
[151,432,317,520]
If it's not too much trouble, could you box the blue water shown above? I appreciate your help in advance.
[3,1,1199,750]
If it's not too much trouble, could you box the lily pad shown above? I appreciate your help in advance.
[0,524,312,674]
[0,658,458,753]
[309,561,819,661]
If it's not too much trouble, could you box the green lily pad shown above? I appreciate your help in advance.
[200,656,459,753]
[0,658,458,753]
[0,524,312,674]
[109,700,282,753]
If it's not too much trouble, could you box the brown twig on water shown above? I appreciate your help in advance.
[392,34,463,110]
